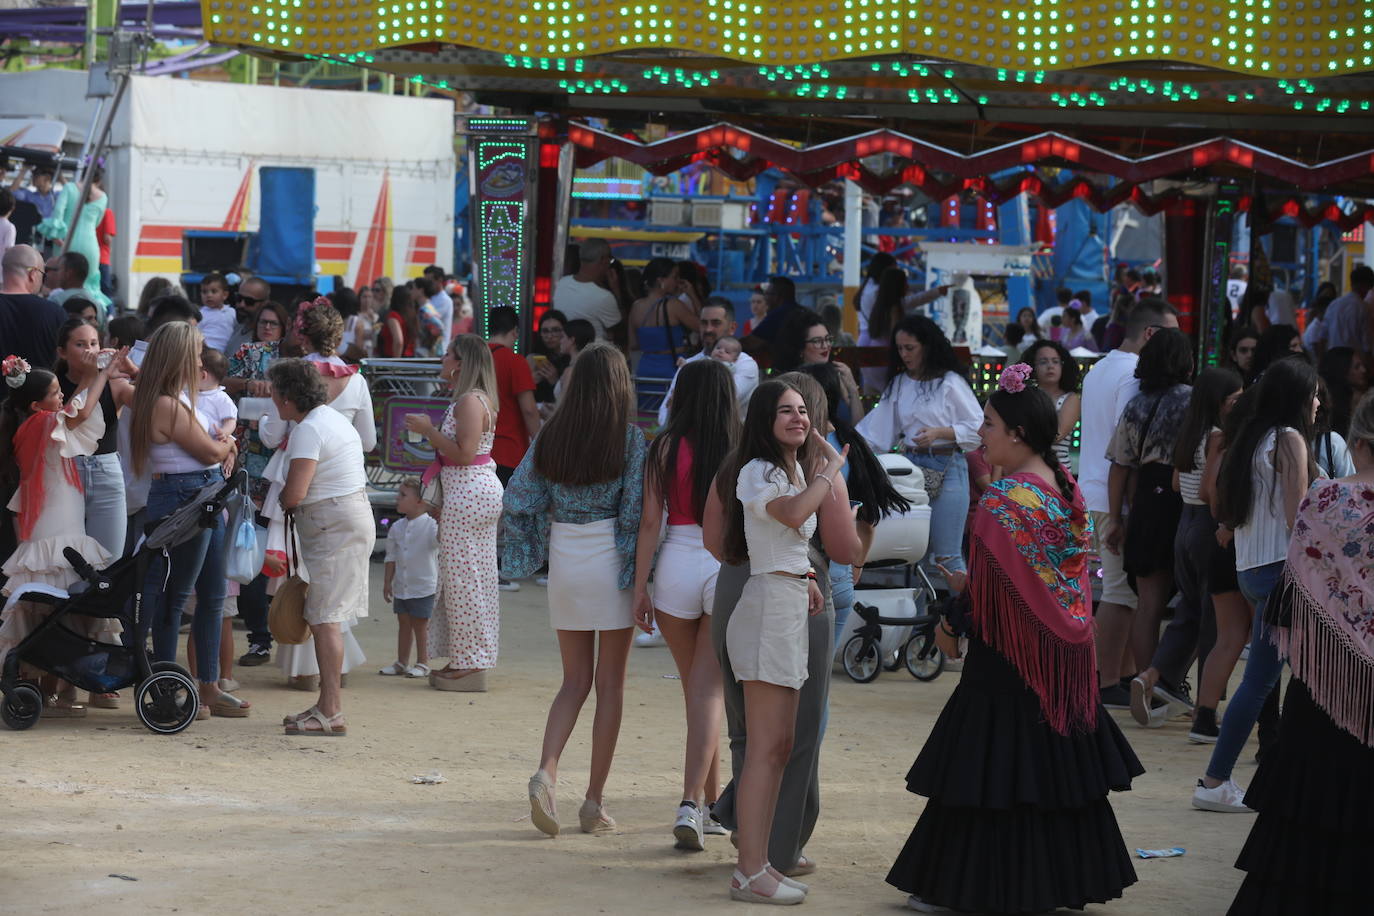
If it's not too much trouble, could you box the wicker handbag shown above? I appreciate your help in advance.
[268,514,310,645]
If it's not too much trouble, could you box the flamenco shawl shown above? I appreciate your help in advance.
[968,473,1097,735]
[1273,481,1374,747]
[11,411,82,541]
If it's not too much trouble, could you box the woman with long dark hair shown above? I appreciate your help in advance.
[1225,325,1260,381]
[378,286,420,358]
[1101,329,1194,726]
[504,343,646,837]
[857,315,982,576]
[853,251,895,339]
[1192,357,1319,813]
[797,360,910,641]
[1317,346,1368,438]
[887,364,1142,913]
[629,257,697,403]
[632,359,740,849]
[1023,338,1082,473]
[772,307,864,422]
[858,267,947,394]
[1248,323,1305,383]
[1189,371,1253,743]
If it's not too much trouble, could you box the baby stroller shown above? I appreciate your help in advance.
[837,453,946,683]
[0,473,242,734]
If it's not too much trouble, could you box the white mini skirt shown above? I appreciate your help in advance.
[547,518,633,631]
[726,573,809,689]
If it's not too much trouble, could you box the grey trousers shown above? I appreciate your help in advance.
[1152,502,1216,690]
[710,546,834,873]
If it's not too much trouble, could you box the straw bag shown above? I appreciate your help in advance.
[268,514,310,645]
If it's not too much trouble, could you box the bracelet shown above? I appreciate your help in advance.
[815,472,834,491]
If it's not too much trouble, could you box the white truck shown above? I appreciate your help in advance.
[0,69,456,302]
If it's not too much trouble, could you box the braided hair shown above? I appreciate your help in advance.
[987,385,1076,507]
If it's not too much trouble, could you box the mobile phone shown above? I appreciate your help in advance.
[849,500,863,511]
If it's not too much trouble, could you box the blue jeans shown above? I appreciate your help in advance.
[75,452,127,561]
[143,469,227,686]
[908,451,970,575]
[830,560,854,646]
[1205,560,1286,782]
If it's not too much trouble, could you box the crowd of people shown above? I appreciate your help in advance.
[2,233,1372,912]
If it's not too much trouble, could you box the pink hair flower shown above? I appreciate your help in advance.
[998,362,1033,394]
[3,355,32,388]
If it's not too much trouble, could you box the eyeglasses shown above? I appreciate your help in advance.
[1035,357,1062,367]
[258,318,282,328]
[805,336,834,347]
[26,266,48,278]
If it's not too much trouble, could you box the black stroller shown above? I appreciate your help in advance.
[0,473,242,734]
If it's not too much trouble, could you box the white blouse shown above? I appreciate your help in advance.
[856,371,983,453]
[737,459,815,576]
[1235,427,1295,572]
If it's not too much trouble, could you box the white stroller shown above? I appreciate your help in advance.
[836,453,947,683]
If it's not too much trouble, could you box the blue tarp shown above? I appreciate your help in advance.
[1038,198,1110,314]
[251,166,316,283]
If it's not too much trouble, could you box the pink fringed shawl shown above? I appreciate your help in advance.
[12,410,82,541]
[969,472,1098,735]
[1274,481,1374,747]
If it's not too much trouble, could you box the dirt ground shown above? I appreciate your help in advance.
[1,563,1256,915]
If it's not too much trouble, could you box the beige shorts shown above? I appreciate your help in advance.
[295,490,376,626]
[1090,510,1136,609]
[725,573,809,689]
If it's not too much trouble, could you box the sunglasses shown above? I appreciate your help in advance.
[240,295,265,306]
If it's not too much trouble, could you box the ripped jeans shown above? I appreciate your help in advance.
[906,450,969,576]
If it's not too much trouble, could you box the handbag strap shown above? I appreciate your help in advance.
[285,512,300,577]
[1137,390,1167,461]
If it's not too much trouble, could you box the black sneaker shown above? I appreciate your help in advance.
[1188,706,1220,744]
[1100,683,1131,709]
[238,644,271,666]
[1154,678,1195,709]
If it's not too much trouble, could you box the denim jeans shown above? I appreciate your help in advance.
[830,560,854,647]
[75,452,127,561]
[908,450,970,575]
[1205,560,1286,783]
[143,469,227,686]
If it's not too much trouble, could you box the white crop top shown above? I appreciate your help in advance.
[149,393,218,474]
[737,458,816,576]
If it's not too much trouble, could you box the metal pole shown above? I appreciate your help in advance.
[842,179,861,336]
[64,73,129,253]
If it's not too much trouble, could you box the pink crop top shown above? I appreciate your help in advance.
[665,438,697,526]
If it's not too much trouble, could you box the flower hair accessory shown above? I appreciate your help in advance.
[292,295,332,338]
[998,363,1033,394]
[3,355,31,389]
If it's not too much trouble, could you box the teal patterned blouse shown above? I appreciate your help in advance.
[500,424,647,589]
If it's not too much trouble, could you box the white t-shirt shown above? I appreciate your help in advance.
[198,304,237,352]
[197,386,237,435]
[283,404,368,505]
[385,513,439,599]
[656,349,760,426]
[1078,348,1140,513]
[1235,428,1295,572]
[1266,291,1297,327]
[737,458,815,576]
[553,275,621,340]
[856,279,879,337]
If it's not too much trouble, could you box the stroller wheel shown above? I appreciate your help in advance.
[1,684,43,730]
[883,649,903,672]
[135,670,199,735]
[904,632,945,682]
[841,635,883,683]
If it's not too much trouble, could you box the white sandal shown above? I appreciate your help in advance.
[405,663,431,678]
[730,866,806,905]
[378,661,408,676]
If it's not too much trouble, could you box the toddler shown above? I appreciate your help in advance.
[197,272,236,353]
[711,335,742,365]
[380,477,438,678]
[197,348,237,441]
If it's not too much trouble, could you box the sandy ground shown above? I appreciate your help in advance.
[0,563,1256,916]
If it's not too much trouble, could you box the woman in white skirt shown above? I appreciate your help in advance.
[503,343,646,837]
[269,358,376,736]
[722,379,846,905]
[632,358,741,849]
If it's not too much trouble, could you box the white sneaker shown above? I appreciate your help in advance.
[672,802,704,851]
[703,811,729,836]
[1191,778,1255,813]
[498,578,521,592]
[635,628,666,648]
[535,576,549,587]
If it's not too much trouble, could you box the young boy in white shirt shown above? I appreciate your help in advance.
[197,272,237,353]
[196,348,238,440]
[380,478,439,678]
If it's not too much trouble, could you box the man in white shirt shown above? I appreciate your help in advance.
[423,265,455,344]
[1323,265,1374,356]
[1078,297,1178,707]
[553,238,622,340]
[657,298,758,426]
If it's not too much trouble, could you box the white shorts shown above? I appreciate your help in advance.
[726,573,809,689]
[652,525,720,621]
[1090,510,1137,608]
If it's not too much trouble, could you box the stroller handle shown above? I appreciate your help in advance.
[63,547,101,588]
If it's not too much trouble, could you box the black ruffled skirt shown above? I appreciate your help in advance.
[1228,677,1374,915]
[886,638,1144,914]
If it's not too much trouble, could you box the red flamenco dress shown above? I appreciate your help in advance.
[887,473,1143,914]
